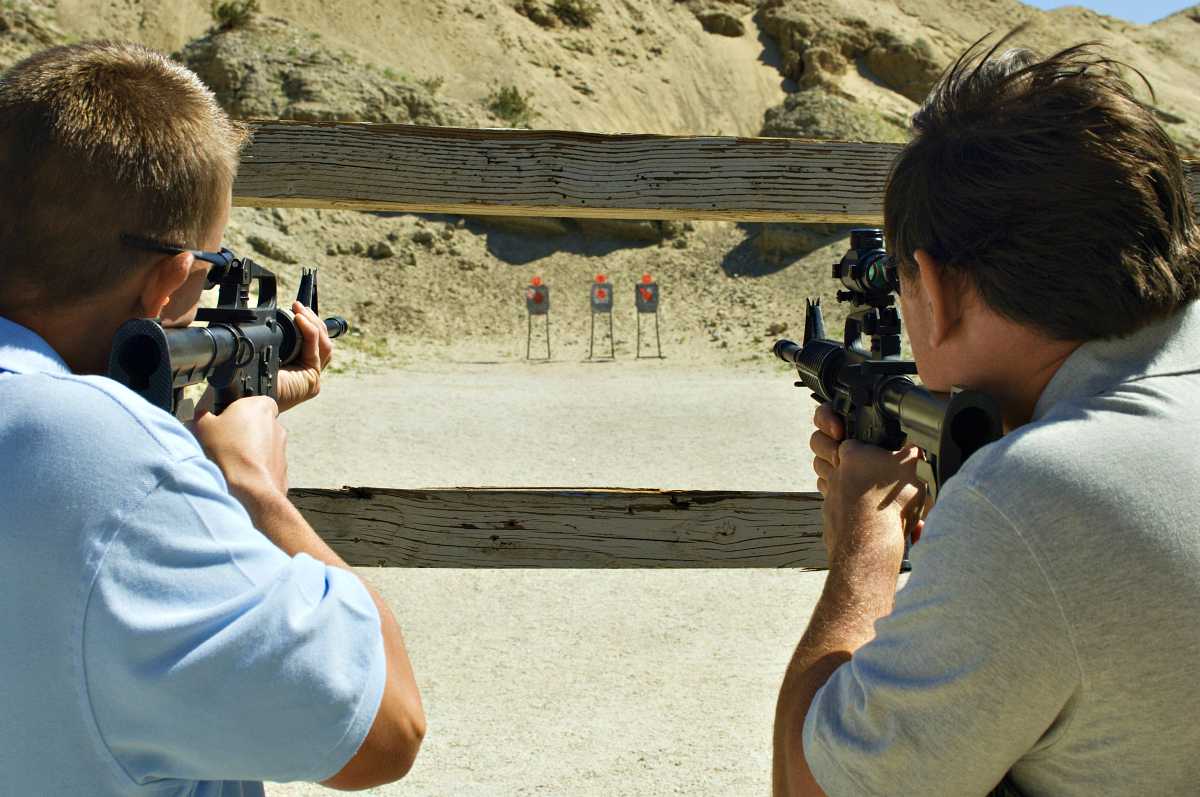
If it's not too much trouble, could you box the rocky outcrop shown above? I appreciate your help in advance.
[761,90,908,142]
[176,16,486,126]
[0,0,65,72]
[677,0,753,37]
[863,32,944,103]
[757,0,944,101]
[694,7,745,37]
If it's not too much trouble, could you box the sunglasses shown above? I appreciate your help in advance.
[120,233,237,289]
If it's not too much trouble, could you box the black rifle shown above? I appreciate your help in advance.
[773,228,1002,565]
[108,249,348,419]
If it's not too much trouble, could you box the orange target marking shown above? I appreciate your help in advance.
[531,275,543,286]
[597,288,608,300]
[595,274,607,284]
[642,273,652,284]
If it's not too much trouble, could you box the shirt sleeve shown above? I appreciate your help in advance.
[82,454,387,787]
[802,482,1081,797]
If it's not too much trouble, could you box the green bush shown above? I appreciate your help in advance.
[210,0,259,31]
[551,0,599,28]
[488,84,537,127]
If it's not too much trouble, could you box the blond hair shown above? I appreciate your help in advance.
[0,41,250,311]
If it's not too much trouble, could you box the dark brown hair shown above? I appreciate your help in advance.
[884,35,1200,340]
[0,41,249,312]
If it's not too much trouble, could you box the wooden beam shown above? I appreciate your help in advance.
[233,120,1200,222]
[291,487,826,569]
[234,121,897,223]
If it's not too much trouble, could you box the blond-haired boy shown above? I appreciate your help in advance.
[0,42,424,794]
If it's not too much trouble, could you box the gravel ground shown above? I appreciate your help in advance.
[269,359,834,795]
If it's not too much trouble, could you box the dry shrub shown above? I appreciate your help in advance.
[211,0,260,31]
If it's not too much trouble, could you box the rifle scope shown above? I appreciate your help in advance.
[835,228,899,300]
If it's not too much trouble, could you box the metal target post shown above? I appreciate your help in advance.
[588,275,615,359]
[525,278,551,360]
[635,274,663,359]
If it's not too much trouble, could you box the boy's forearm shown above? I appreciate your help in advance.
[236,486,348,568]
[772,549,899,797]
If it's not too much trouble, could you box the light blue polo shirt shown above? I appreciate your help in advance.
[0,315,386,795]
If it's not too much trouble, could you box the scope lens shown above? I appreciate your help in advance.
[855,250,894,293]
[865,256,887,290]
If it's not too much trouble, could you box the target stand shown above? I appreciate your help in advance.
[588,275,615,360]
[635,275,663,359]
[525,279,551,360]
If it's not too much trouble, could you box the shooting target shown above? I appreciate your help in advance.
[590,277,614,312]
[635,282,659,313]
[525,283,550,315]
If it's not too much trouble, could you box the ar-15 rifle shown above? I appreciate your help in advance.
[108,247,348,419]
[773,228,1003,565]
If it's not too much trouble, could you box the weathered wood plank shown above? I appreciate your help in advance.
[233,120,1200,222]
[234,122,899,223]
[291,487,826,569]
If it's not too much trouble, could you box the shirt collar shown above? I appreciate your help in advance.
[1033,300,1200,421]
[0,315,72,375]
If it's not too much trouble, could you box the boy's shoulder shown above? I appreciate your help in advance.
[0,369,202,467]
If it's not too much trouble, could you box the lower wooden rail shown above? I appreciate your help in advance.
[291,487,826,569]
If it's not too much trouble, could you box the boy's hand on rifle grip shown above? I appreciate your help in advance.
[276,301,335,413]
[810,403,926,568]
[192,396,289,505]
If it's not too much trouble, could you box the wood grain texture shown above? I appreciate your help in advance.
[233,120,1200,222]
[234,121,900,223]
[290,487,827,569]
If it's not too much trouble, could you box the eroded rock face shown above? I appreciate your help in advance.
[756,0,944,101]
[676,0,754,37]
[176,16,484,126]
[864,33,943,103]
[0,0,65,73]
[762,90,908,142]
[513,0,560,29]
[694,7,745,37]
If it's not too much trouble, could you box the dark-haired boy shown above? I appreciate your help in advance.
[773,42,1200,796]
[0,42,424,794]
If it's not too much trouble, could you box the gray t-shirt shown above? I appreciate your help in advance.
[803,300,1200,796]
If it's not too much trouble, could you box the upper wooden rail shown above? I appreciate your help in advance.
[234,121,1200,223]
[292,487,826,569]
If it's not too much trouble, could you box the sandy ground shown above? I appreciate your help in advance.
[281,356,815,491]
[269,358,837,795]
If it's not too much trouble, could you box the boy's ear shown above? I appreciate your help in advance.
[137,251,194,319]
[913,248,965,348]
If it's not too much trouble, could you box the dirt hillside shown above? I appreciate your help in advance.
[3,0,1198,366]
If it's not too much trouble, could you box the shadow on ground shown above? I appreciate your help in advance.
[470,222,658,266]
